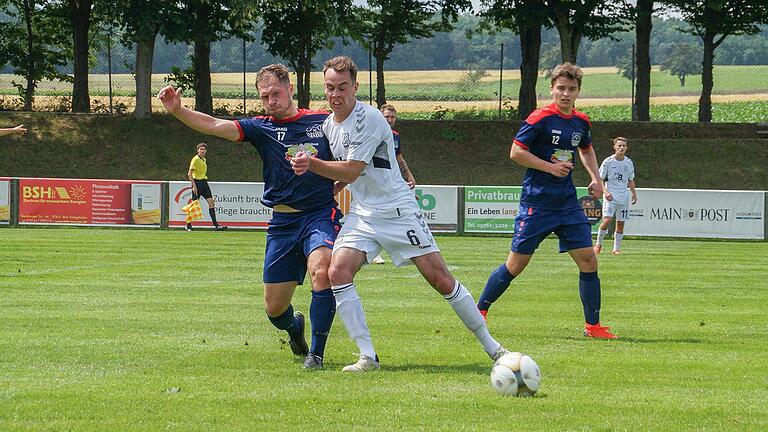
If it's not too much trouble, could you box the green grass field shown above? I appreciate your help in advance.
[1,228,767,431]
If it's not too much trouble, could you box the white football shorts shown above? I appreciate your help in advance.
[334,211,440,267]
[602,200,629,222]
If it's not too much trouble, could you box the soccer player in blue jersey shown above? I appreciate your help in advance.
[477,62,618,339]
[157,64,342,368]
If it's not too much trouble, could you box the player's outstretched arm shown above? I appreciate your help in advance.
[0,124,27,137]
[157,86,240,142]
[629,180,637,204]
[396,154,416,189]
[578,146,603,199]
[291,152,365,183]
[510,143,572,177]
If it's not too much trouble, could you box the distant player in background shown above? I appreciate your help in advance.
[477,62,618,339]
[187,143,227,232]
[371,104,416,265]
[291,56,509,372]
[594,137,637,255]
[0,124,26,136]
[158,63,341,370]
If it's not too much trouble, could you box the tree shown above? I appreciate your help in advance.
[111,1,174,118]
[67,0,92,112]
[633,0,653,121]
[478,0,549,119]
[659,43,702,86]
[615,49,634,81]
[164,0,256,114]
[0,0,71,110]
[260,0,351,108]
[352,0,444,107]
[544,0,630,63]
[666,0,768,122]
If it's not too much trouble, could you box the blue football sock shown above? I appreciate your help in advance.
[477,264,515,311]
[267,304,301,339]
[309,289,336,357]
[578,271,601,325]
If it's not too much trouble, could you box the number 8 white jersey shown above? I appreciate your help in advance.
[599,155,635,206]
[323,101,419,218]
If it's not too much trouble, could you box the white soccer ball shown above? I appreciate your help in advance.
[490,352,541,397]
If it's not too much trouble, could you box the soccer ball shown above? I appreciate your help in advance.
[490,352,541,397]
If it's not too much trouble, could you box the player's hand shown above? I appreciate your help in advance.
[332,181,347,195]
[604,191,613,201]
[631,194,637,205]
[157,85,182,114]
[588,181,603,199]
[291,151,310,176]
[10,124,26,135]
[406,180,416,189]
[549,160,573,177]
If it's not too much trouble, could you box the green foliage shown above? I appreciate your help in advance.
[659,43,703,86]
[163,62,196,94]
[457,66,488,91]
[580,101,768,123]
[1,229,767,430]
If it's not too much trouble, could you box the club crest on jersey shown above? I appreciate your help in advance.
[341,133,351,149]
[285,143,318,160]
[571,132,582,147]
[306,124,324,139]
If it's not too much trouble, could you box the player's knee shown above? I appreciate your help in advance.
[264,299,288,317]
[310,266,331,289]
[327,264,352,285]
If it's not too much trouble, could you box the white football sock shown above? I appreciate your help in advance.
[443,280,502,356]
[332,283,376,359]
[597,228,608,246]
[614,232,624,251]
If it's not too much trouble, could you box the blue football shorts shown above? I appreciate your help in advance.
[510,205,593,255]
[263,206,342,284]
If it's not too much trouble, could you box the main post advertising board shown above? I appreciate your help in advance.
[18,178,161,226]
[168,181,272,228]
[625,188,764,239]
[464,186,602,234]
[0,177,10,224]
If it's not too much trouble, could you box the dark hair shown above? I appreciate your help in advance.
[196,143,208,149]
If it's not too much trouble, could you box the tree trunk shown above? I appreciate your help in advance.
[554,11,579,63]
[69,0,91,112]
[518,24,541,119]
[133,32,157,119]
[375,48,386,107]
[699,34,715,122]
[193,37,213,114]
[22,0,35,111]
[633,0,652,121]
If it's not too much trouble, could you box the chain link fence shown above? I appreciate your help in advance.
[1,25,766,122]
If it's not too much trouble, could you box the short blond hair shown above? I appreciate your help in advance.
[380,103,396,113]
[550,62,584,89]
[256,64,291,86]
[196,142,208,150]
[613,136,628,145]
[323,56,358,83]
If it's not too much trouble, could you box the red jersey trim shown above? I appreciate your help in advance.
[234,120,245,141]
[273,108,328,124]
[513,139,529,150]
[525,103,591,126]
[392,129,400,136]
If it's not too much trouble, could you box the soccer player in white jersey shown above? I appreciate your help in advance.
[594,137,637,255]
[291,56,508,372]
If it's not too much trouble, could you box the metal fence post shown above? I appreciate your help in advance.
[498,43,504,120]
[368,46,373,106]
[10,178,19,226]
[107,29,113,113]
[243,38,247,114]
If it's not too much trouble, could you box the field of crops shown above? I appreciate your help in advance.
[1,228,766,431]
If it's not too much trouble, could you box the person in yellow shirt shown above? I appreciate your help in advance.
[187,142,227,231]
